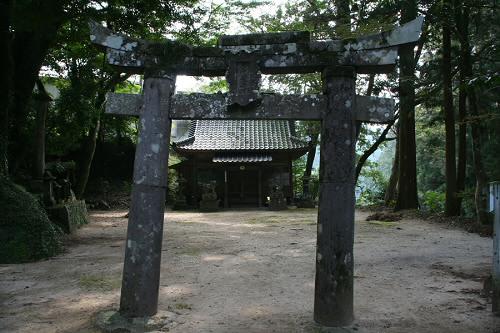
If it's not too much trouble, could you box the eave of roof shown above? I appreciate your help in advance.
[173,120,309,152]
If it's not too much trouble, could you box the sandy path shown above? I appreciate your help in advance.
[0,209,498,332]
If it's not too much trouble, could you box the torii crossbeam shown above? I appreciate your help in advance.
[89,17,423,328]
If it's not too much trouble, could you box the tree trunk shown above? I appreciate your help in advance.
[468,91,489,224]
[395,0,419,210]
[8,2,66,174]
[442,1,459,216]
[355,118,397,183]
[354,73,386,181]
[74,74,129,198]
[0,0,13,177]
[334,0,351,37]
[456,4,489,224]
[32,80,52,179]
[454,0,467,214]
[456,67,467,212]
[385,123,400,205]
[75,118,101,198]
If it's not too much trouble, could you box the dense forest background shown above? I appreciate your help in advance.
[1,0,499,235]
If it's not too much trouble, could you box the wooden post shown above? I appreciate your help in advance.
[258,168,262,208]
[492,182,500,313]
[224,169,229,208]
[33,98,49,179]
[314,66,356,326]
[289,160,293,204]
[119,73,176,318]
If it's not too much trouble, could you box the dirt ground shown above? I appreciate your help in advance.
[1,208,499,333]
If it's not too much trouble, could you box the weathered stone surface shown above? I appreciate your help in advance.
[106,92,143,116]
[120,76,175,318]
[346,16,424,51]
[89,17,424,75]
[106,92,394,123]
[89,20,141,52]
[221,42,308,56]
[309,16,424,53]
[102,48,398,75]
[199,182,219,212]
[132,78,174,188]
[315,67,356,326]
[355,95,395,123]
[46,200,89,234]
[219,31,310,46]
[106,92,324,119]
[269,185,287,211]
[226,56,262,108]
[339,47,398,73]
[94,309,178,333]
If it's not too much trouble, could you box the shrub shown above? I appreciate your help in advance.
[0,177,63,263]
[421,190,446,213]
[357,164,387,206]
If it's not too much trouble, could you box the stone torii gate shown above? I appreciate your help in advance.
[90,17,423,328]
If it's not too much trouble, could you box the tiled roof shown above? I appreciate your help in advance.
[173,120,308,151]
[212,153,273,163]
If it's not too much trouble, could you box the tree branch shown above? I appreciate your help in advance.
[355,113,399,183]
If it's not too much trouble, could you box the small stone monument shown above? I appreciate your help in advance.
[172,177,188,210]
[28,162,88,234]
[296,176,316,208]
[269,184,287,211]
[199,181,219,212]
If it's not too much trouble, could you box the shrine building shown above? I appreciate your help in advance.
[171,119,309,208]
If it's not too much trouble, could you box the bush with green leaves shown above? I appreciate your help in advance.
[0,178,63,263]
[421,191,446,214]
[357,161,387,206]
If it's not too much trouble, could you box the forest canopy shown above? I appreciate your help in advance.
[1,0,499,230]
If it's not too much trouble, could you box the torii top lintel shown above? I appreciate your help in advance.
[88,17,424,77]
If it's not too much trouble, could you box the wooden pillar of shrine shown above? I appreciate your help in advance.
[119,73,176,318]
[224,169,229,208]
[258,168,262,207]
[314,66,356,326]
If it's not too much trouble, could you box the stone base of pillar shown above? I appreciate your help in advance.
[94,310,179,333]
[311,322,367,333]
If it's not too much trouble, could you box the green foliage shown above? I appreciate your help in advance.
[421,191,446,214]
[357,161,388,206]
[0,178,63,263]
[292,154,320,200]
[200,79,229,93]
[415,109,446,193]
[292,155,307,196]
[79,274,120,291]
[167,153,182,204]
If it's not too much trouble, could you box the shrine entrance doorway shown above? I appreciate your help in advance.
[228,168,259,207]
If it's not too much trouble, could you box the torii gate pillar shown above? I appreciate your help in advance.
[314,66,356,326]
[119,73,175,317]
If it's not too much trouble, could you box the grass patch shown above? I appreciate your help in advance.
[246,217,281,224]
[367,220,399,227]
[177,247,201,256]
[79,274,121,291]
[246,216,315,225]
[174,303,192,310]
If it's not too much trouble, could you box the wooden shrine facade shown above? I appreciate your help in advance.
[90,16,424,328]
[171,119,309,207]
